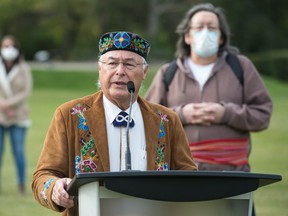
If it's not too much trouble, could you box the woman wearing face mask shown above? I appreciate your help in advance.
[146,3,272,186]
[146,4,272,214]
[0,35,33,195]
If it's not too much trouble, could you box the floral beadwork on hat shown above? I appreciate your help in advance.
[114,32,130,48]
[99,31,150,60]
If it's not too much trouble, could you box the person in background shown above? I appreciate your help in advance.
[0,35,33,195]
[32,31,197,216]
[145,3,272,215]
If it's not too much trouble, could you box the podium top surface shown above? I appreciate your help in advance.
[67,170,281,201]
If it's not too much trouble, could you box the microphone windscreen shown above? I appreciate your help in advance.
[127,81,135,93]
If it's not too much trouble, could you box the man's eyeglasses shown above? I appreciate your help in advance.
[99,60,145,70]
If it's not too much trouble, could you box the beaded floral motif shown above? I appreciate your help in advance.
[71,104,99,174]
[99,31,150,57]
[114,32,130,48]
[155,111,169,171]
[75,154,98,174]
[131,36,148,55]
[100,34,114,53]
[40,178,55,205]
[71,104,88,131]
[75,134,99,174]
[80,137,95,156]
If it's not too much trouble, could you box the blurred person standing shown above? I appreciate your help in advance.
[145,6,272,214]
[0,35,33,195]
[146,3,272,173]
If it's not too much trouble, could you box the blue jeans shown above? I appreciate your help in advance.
[0,125,27,185]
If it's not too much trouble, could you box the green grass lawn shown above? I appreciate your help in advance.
[0,68,287,216]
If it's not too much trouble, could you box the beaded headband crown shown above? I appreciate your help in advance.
[98,31,150,60]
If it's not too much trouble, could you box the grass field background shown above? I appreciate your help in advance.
[0,66,287,216]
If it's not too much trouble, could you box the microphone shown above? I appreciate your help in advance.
[127,81,135,94]
[125,81,135,170]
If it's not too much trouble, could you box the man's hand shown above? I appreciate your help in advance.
[52,178,74,208]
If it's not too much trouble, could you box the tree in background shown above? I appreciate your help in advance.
[0,0,287,80]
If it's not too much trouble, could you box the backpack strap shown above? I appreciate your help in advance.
[164,60,178,91]
[226,53,244,86]
[163,54,244,92]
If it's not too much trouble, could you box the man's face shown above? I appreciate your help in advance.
[98,50,148,105]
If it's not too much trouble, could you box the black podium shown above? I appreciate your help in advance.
[67,171,281,216]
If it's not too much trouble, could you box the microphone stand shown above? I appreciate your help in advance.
[125,82,134,170]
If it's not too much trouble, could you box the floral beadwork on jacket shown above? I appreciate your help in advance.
[71,104,99,174]
[70,104,88,131]
[40,178,55,205]
[155,111,169,171]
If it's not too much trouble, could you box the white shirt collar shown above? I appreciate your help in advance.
[103,94,139,125]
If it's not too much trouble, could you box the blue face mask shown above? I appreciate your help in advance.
[192,28,219,57]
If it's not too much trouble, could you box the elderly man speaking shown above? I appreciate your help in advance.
[32,31,197,216]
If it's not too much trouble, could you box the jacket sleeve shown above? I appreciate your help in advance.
[221,56,273,132]
[31,107,69,212]
[169,112,198,170]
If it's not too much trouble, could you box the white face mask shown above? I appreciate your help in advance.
[192,28,219,57]
[1,46,19,61]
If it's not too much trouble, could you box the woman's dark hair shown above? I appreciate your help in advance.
[175,3,238,58]
[1,34,23,64]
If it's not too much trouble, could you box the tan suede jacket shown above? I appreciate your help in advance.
[32,91,197,216]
